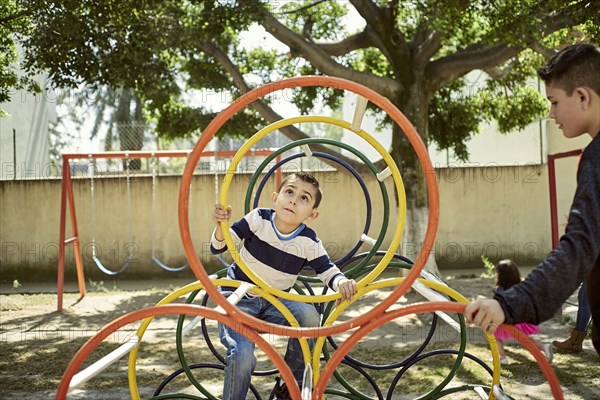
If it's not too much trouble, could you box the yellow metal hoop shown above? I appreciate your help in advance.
[127,279,312,398]
[219,115,407,302]
[312,277,502,396]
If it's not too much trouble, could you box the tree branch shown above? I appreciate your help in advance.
[484,58,520,80]
[199,41,368,172]
[411,1,472,69]
[426,5,586,89]
[277,0,328,15]
[259,5,402,98]
[315,29,375,56]
[413,31,443,69]
[530,43,556,59]
[348,0,385,33]
[349,0,411,68]
[426,44,522,88]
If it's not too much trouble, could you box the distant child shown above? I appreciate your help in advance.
[211,172,358,399]
[491,260,553,365]
[465,43,600,357]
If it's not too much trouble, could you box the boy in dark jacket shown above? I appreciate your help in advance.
[465,43,600,356]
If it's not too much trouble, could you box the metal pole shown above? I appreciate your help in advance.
[13,128,16,180]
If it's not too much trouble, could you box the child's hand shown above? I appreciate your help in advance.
[336,278,357,304]
[213,203,232,224]
[212,204,232,242]
[465,299,506,334]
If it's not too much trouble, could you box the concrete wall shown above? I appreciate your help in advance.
[436,164,550,267]
[0,170,396,281]
[432,121,589,268]
[0,124,590,281]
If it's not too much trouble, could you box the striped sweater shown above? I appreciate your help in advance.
[210,208,344,292]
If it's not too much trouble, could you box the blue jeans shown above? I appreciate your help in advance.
[218,295,320,400]
[576,281,591,332]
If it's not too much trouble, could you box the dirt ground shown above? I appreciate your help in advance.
[1,273,599,399]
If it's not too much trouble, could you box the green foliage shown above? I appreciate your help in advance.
[0,1,42,107]
[429,80,485,160]
[279,0,348,41]
[351,48,393,78]
[301,107,344,143]
[5,0,598,158]
[480,255,495,279]
[554,314,574,326]
[87,279,107,293]
[155,104,265,141]
[186,54,232,91]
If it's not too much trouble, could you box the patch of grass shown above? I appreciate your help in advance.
[553,314,574,326]
[1,286,598,399]
[87,279,108,293]
[3,334,598,399]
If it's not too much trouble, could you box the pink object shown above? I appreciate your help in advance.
[494,323,541,341]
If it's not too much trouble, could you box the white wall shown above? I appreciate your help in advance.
[0,73,55,180]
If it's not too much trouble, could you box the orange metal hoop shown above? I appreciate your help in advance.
[178,75,440,337]
[55,304,301,400]
[313,302,563,400]
[56,76,563,400]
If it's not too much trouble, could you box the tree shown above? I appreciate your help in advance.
[11,0,600,271]
[0,1,42,116]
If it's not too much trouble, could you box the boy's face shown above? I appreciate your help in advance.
[271,177,319,231]
[545,84,590,139]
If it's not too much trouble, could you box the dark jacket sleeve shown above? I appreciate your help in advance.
[494,135,600,325]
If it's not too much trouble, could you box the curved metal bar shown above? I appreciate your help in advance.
[151,257,189,272]
[397,314,467,400]
[172,282,312,398]
[313,301,562,400]
[326,359,385,400]
[387,348,490,400]
[175,291,219,399]
[56,304,301,400]
[92,255,133,276]
[152,363,263,400]
[249,151,373,266]
[326,313,439,372]
[178,75,439,347]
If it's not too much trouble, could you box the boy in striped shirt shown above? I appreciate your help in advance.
[211,171,357,399]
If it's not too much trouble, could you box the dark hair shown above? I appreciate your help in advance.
[278,172,322,208]
[495,259,521,290]
[538,43,600,96]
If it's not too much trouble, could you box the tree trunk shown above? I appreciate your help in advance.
[391,84,441,276]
